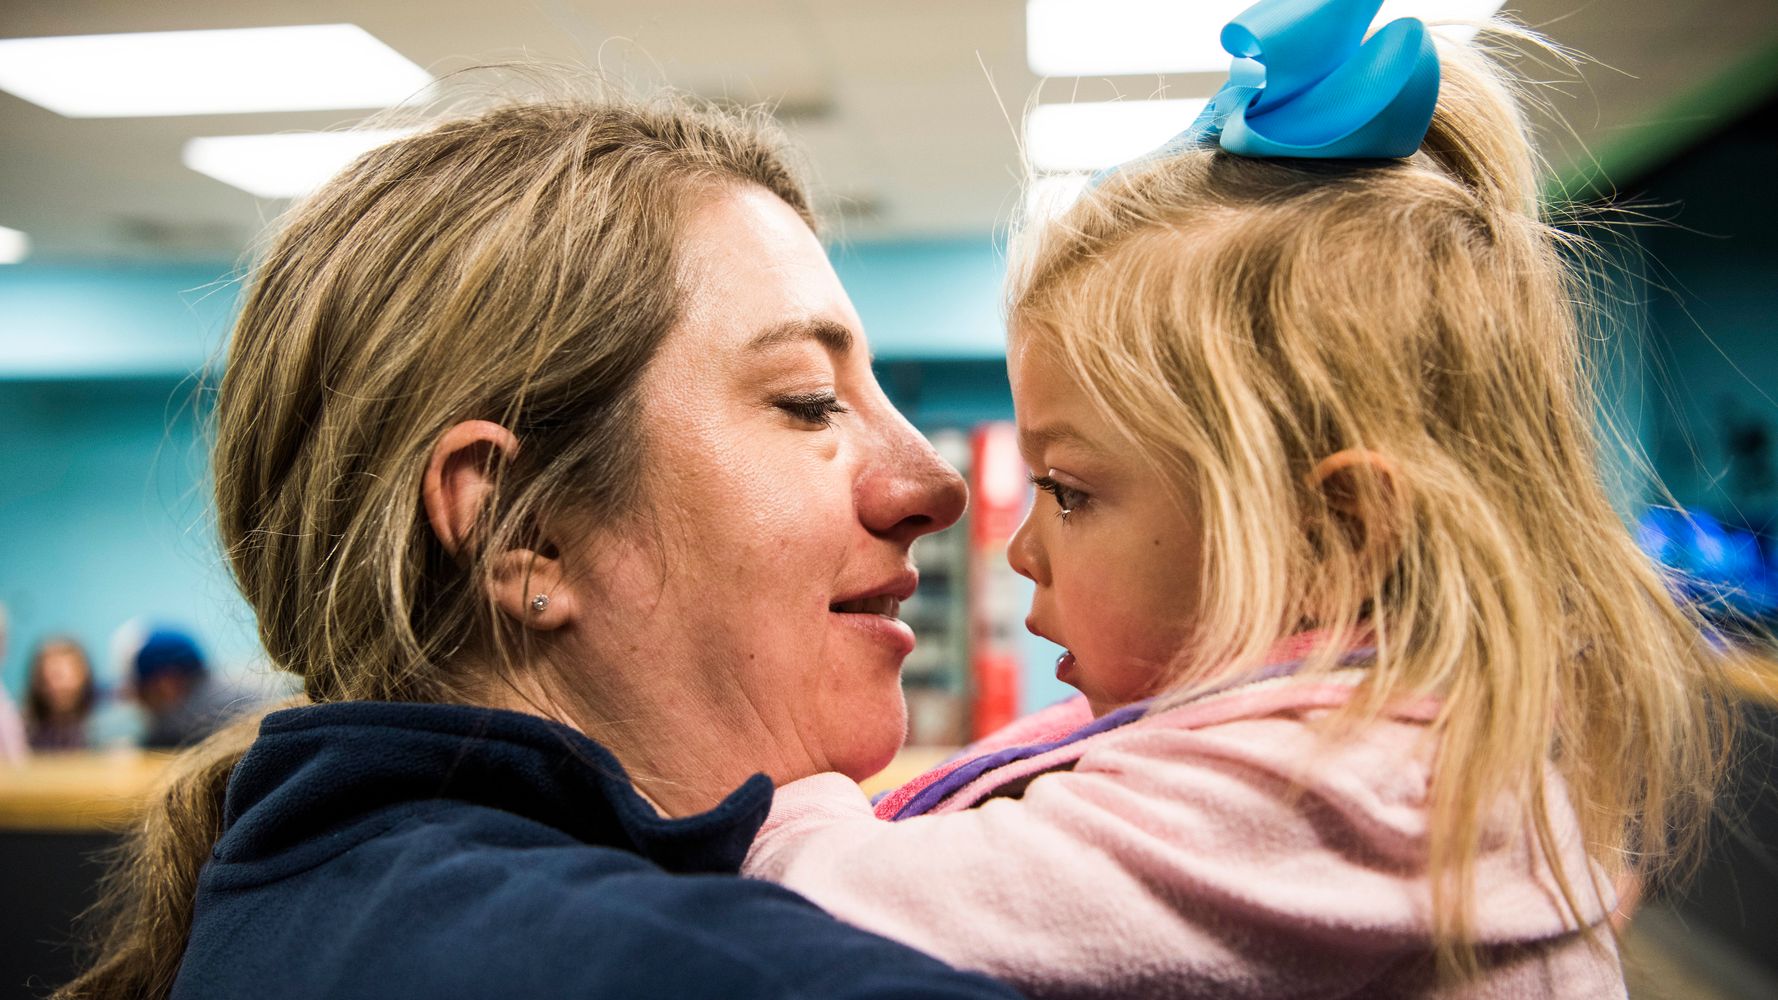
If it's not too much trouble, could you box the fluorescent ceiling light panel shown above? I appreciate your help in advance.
[0,24,430,117]
[1027,99,1206,173]
[1027,1,1233,77]
[1378,0,1506,42]
[1027,0,1505,77]
[184,130,415,200]
[0,226,28,264]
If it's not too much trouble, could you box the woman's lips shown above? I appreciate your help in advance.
[830,607,917,658]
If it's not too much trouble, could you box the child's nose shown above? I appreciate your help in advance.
[1007,505,1046,585]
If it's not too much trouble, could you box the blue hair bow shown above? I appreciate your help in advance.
[1106,0,1440,172]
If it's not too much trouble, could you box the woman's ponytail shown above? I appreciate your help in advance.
[54,706,287,1000]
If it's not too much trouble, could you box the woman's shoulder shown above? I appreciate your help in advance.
[186,792,1019,1000]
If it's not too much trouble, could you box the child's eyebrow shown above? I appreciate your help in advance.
[1018,422,1086,458]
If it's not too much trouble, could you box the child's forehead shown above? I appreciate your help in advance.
[1007,338,1068,408]
[1006,331,1075,385]
[1010,348,1108,455]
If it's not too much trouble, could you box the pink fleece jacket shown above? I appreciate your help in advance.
[743,670,1625,999]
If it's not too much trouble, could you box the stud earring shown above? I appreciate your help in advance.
[530,594,550,613]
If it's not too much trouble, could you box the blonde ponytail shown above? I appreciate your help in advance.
[1416,32,1543,219]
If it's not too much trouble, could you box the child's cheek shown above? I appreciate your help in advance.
[1076,595,1181,702]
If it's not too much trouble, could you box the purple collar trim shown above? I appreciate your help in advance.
[890,699,1152,820]
[891,645,1373,820]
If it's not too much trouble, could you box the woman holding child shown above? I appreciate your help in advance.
[64,2,1724,998]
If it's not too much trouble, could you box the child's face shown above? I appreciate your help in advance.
[1007,338,1203,717]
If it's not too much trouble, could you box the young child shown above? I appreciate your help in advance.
[742,2,1729,997]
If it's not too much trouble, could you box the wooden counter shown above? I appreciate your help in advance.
[0,750,169,831]
[0,745,959,833]
[860,746,958,797]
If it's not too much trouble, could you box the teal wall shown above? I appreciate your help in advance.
[1,263,249,695]
[0,239,1009,383]
[829,239,1009,359]
[0,378,261,693]
[0,264,241,379]
[1633,97,1778,531]
[1579,229,1660,521]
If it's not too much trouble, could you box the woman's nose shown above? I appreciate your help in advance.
[858,417,968,546]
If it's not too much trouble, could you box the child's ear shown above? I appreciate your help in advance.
[1306,449,1405,575]
[422,420,571,631]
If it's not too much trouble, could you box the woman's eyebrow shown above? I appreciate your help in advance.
[745,318,855,357]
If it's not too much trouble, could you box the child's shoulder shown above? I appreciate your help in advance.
[753,668,1614,992]
[889,668,1438,821]
[1109,667,1443,785]
[1085,672,1444,828]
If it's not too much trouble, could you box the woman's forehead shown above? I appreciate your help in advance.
[671,187,864,356]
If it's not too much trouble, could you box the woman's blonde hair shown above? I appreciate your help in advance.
[1008,24,1732,977]
[60,91,813,1000]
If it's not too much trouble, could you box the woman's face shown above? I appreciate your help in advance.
[557,186,966,800]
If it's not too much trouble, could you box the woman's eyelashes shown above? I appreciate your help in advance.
[1030,473,1089,523]
[774,390,849,428]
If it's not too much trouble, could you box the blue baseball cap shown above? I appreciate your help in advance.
[132,627,208,684]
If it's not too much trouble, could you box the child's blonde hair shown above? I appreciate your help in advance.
[1008,23,1732,976]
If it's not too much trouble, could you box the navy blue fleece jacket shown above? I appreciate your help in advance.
[171,701,1021,1000]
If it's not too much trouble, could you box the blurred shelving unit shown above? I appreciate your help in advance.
[900,427,974,748]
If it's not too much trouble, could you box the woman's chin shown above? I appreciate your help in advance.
[823,694,908,783]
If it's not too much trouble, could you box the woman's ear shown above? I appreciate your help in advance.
[422,420,571,631]
[487,545,571,631]
[423,421,517,560]
[1306,449,1405,574]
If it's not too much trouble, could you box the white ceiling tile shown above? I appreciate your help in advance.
[1,0,1774,253]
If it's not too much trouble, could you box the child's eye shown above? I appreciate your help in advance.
[1030,474,1089,523]
[775,391,849,428]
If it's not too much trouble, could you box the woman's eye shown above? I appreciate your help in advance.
[775,391,849,428]
[1030,474,1089,522]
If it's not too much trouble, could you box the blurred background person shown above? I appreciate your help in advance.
[22,636,94,752]
[124,626,256,750]
[0,603,27,763]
